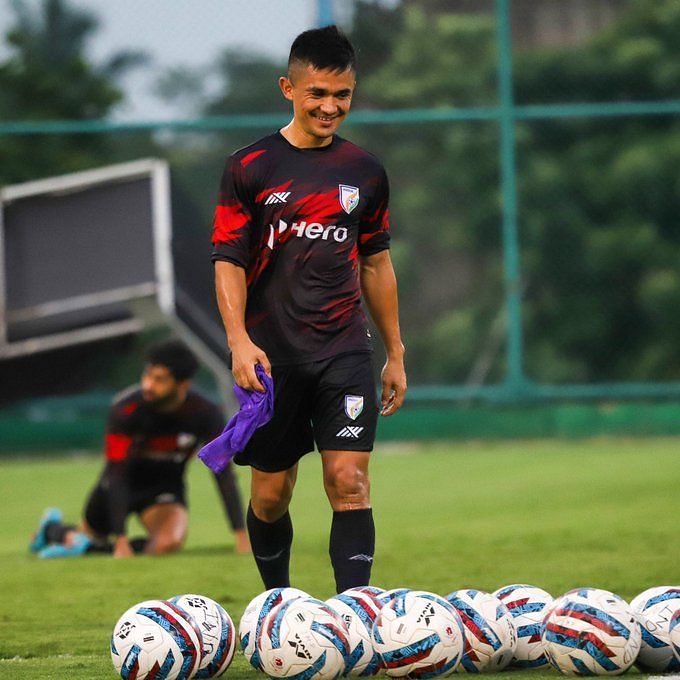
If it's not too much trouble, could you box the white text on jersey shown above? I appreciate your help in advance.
[267,219,348,249]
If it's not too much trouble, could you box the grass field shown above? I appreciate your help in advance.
[0,437,678,679]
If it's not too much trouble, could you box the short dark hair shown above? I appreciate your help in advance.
[288,25,356,75]
[146,340,199,381]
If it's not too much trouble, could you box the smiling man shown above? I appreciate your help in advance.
[212,26,407,593]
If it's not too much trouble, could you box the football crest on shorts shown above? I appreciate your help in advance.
[339,184,360,214]
[344,395,364,420]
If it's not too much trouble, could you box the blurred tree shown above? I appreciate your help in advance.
[514,0,680,382]
[0,0,146,183]
[162,0,680,386]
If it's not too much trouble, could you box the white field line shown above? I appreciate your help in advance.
[0,653,101,663]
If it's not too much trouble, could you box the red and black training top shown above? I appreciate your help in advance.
[211,131,391,366]
[99,387,247,536]
[104,387,224,486]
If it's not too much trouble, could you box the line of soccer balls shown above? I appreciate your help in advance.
[110,584,680,680]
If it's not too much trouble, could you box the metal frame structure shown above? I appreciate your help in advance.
[0,159,233,403]
[0,159,172,358]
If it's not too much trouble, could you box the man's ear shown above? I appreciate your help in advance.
[279,76,294,101]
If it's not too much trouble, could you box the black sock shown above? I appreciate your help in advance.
[45,523,76,544]
[247,503,293,589]
[329,508,375,593]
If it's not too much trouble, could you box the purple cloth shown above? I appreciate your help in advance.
[198,364,274,474]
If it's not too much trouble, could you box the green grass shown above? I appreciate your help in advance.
[0,438,678,679]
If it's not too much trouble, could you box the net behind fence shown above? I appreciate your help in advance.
[1,0,680,417]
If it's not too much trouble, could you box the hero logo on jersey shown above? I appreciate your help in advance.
[344,395,364,420]
[339,184,360,214]
[266,219,348,249]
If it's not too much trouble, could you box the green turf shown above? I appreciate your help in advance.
[1,438,678,678]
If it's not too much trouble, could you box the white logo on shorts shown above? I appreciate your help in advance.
[336,426,364,439]
[344,395,364,420]
[155,493,178,504]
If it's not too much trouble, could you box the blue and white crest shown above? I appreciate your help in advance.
[339,184,360,214]
[345,395,364,420]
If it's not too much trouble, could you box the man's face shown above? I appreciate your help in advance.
[141,364,181,407]
[279,64,356,142]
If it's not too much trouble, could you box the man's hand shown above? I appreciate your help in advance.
[380,353,407,416]
[230,337,271,392]
[113,535,134,559]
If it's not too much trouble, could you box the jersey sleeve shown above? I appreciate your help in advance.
[211,154,257,269]
[103,399,135,535]
[358,166,391,257]
[104,401,135,461]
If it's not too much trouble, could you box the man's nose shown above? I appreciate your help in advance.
[319,98,337,114]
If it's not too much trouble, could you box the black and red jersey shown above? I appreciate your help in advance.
[104,387,224,490]
[211,131,391,366]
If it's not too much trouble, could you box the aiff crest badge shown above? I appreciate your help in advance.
[344,395,364,420]
[339,184,360,214]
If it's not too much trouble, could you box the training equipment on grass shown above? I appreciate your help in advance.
[239,587,309,671]
[372,590,465,678]
[170,594,236,678]
[326,588,383,676]
[493,583,553,669]
[110,599,203,680]
[670,608,680,666]
[541,588,641,675]
[629,585,677,613]
[377,588,412,606]
[257,596,350,679]
[630,585,680,672]
[446,589,517,672]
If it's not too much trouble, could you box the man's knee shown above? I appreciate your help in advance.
[147,533,184,555]
[251,471,296,522]
[324,460,370,509]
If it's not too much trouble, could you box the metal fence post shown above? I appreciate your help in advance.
[318,0,334,27]
[495,0,527,391]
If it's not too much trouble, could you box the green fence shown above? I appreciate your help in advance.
[2,0,680,418]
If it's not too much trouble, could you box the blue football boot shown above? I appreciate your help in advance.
[29,507,63,553]
[38,531,91,559]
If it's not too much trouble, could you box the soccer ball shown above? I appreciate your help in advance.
[629,586,678,613]
[170,594,236,678]
[111,599,203,680]
[377,588,412,606]
[493,584,553,669]
[630,586,680,672]
[353,585,386,598]
[257,597,350,679]
[372,590,465,677]
[326,588,383,675]
[446,589,517,672]
[670,608,680,664]
[239,587,308,671]
[541,588,641,675]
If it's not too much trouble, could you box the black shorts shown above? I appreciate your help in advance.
[83,480,186,537]
[233,351,379,473]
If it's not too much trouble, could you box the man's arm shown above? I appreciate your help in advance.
[212,466,245,529]
[103,461,134,558]
[214,261,270,392]
[359,250,407,416]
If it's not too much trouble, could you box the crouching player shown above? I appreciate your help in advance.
[29,340,250,558]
